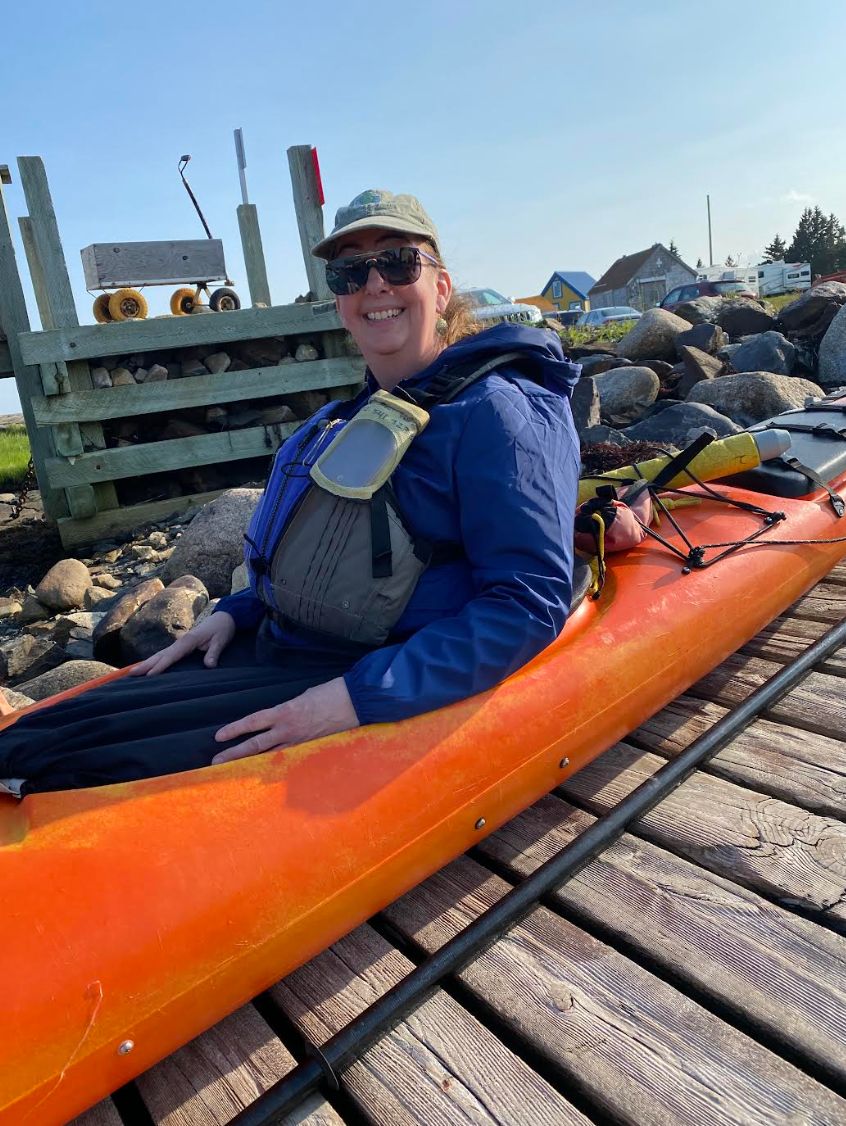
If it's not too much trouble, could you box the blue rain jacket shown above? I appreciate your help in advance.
[215,323,581,724]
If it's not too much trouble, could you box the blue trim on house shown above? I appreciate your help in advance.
[541,271,596,300]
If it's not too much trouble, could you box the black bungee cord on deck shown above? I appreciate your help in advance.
[229,614,846,1126]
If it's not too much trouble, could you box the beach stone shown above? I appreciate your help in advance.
[182,359,208,378]
[111,367,136,386]
[93,573,123,591]
[686,372,825,427]
[0,596,22,619]
[236,338,289,367]
[0,635,64,683]
[91,366,112,389]
[779,282,846,337]
[16,660,117,702]
[34,558,92,611]
[167,575,209,598]
[594,366,660,423]
[717,300,779,338]
[672,297,722,325]
[92,578,165,664]
[145,364,168,383]
[817,304,846,390]
[570,376,600,434]
[230,563,249,594]
[295,343,319,362]
[283,390,329,418]
[617,309,692,362]
[730,331,795,376]
[120,586,208,663]
[577,354,628,378]
[623,402,742,446]
[677,347,725,397]
[17,594,51,625]
[675,322,727,356]
[579,425,633,447]
[205,352,231,374]
[2,687,34,710]
[160,489,261,598]
[83,586,115,610]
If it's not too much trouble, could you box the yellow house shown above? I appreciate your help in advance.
[515,294,555,313]
[540,271,595,312]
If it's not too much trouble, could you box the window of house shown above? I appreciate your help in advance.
[552,280,562,299]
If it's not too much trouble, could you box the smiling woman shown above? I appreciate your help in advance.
[0,188,581,795]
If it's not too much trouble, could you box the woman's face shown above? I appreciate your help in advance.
[333,228,452,388]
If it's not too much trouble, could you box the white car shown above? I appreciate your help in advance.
[464,288,543,326]
[577,306,642,327]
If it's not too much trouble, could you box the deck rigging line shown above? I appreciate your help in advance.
[230,612,846,1126]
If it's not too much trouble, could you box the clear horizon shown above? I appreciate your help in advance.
[2,0,844,413]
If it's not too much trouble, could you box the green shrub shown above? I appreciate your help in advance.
[0,426,32,491]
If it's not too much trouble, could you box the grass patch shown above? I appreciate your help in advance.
[559,320,637,349]
[0,427,31,492]
[765,291,803,312]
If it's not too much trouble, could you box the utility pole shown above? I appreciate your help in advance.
[707,194,713,266]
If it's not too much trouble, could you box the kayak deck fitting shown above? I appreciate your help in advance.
[2,408,846,1126]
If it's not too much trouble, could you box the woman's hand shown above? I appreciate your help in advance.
[129,612,237,677]
[211,677,360,764]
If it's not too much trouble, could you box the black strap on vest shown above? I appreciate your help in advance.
[780,454,846,517]
[399,351,530,409]
[370,487,394,579]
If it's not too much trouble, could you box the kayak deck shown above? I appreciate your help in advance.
[69,563,846,1126]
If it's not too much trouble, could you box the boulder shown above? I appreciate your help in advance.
[570,376,600,434]
[120,586,209,664]
[17,594,50,625]
[686,372,824,427]
[0,596,21,619]
[236,337,289,367]
[617,309,692,362]
[779,282,846,337]
[639,359,675,379]
[574,354,626,378]
[675,322,727,357]
[817,303,846,390]
[230,564,249,595]
[93,578,165,664]
[716,299,779,338]
[0,634,64,684]
[16,660,117,702]
[2,687,34,710]
[160,489,261,597]
[34,558,92,611]
[671,297,722,326]
[677,346,724,397]
[568,342,620,360]
[730,331,795,376]
[578,425,633,448]
[623,402,742,446]
[593,366,660,424]
[204,352,231,374]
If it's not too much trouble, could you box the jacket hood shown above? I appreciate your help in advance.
[412,323,581,400]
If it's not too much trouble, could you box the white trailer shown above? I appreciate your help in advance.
[695,265,760,294]
[756,260,812,297]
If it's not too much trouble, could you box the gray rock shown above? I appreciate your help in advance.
[730,331,795,376]
[236,338,289,367]
[687,372,824,427]
[0,634,64,683]
[577,354,627,378]
[779,282,846,337]
[16,660,117,702]
[0,596,21,619]
[672,297,722,326]
[675,322,727,356]
[91,366,112,389]
[92,573,123,591]
[677,346,725,397]
[295,343,319,362]
[570,376,600,434]
[182,359,208,378]
[34,558,92,611]
[93,578,165,664]
[17,594,50,624]
[167,575,210,598]
[133,368,149,383]
[160,489,261,598]
[817,303,846,390]
[579,425,633,447]
[146,363,168,383]
[120,586,208,663]
[594,366,660,424]
[717,343,743,365]
[230,563,249,594]
[623,402,742,446]
[716,299,779,338]
[2,687,34,710]
[639,359,676,379]
[205,351,231,374]
[283,390,330,418]
[617,308,692,362]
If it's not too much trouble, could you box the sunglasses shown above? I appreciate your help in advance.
[325,245,439,296]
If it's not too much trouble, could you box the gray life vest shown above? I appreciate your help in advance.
[265,352,525,646]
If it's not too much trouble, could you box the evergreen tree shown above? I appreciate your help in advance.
[725,255,737,267]
[696,257,703,269]
[762,235,787,263]
[669,239,679,256]
[786,205,846,273]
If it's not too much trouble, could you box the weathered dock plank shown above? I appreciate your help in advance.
[478,793,846,1084]
[739,614,846,675]
[382,857,846,1125]
[68,1100,123,1125]
[270,923,586,1125]
[559,744,846,929]
[630,696,846,819]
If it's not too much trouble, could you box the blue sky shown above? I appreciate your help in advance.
[2,0,844,414]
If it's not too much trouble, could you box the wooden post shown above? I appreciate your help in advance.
[17,156,115,520]
[0,179,68,519]
[237,203,272,306]
[18,217,55,330]
[287,145,331,301]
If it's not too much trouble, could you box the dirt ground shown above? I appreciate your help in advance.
[0,507,63,593]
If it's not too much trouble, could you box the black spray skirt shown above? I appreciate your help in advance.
[0,624,362,795]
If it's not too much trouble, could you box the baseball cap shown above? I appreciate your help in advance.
[312,189,440,260]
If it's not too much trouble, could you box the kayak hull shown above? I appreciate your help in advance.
[1,480,845,1125]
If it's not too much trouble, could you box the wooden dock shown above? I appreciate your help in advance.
[70,567,846,1126]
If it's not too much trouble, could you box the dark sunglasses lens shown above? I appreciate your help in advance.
[325,246,423,295]
[377,246,421,285]
[326,260,367,296]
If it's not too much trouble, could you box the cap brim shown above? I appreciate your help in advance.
[312,216,438,260]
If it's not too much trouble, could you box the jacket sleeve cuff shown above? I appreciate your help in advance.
[214,589,266,630]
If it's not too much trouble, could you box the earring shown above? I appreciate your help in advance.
[435,315,448,337]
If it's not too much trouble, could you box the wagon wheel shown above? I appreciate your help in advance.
[108,288,148,321]
[209,287,241,312]
[170,287,196,316]
[92,294,113,323]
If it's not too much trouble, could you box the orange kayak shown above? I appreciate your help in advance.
[2,429,846,1124]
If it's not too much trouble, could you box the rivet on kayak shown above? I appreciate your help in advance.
[474,817,486,830]
[118,1040,134,1055]
[559,757,570,769]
